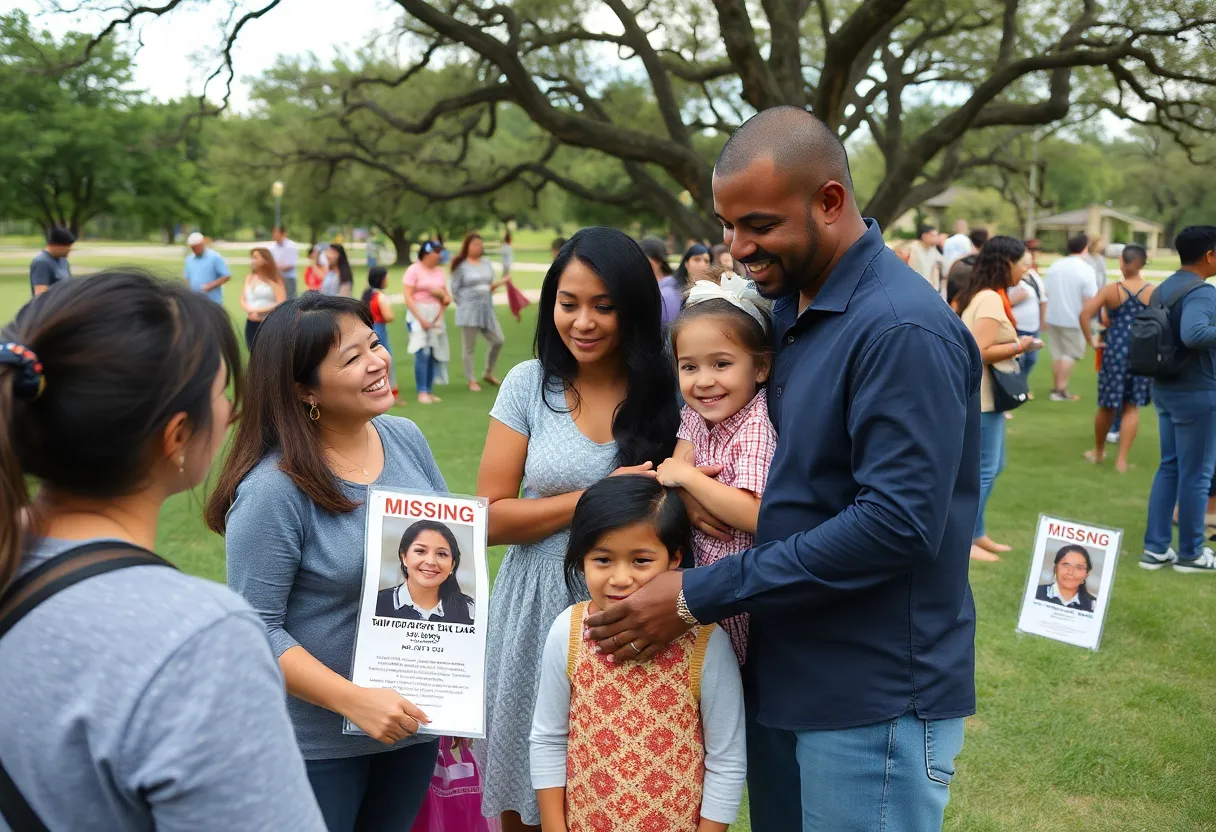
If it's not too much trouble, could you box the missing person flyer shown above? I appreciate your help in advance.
[345,487,490,738]
[1016,514,1122,651]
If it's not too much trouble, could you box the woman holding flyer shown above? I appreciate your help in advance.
[475,227,680,831]
[207,294,448,832]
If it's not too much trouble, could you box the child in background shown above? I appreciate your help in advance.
[529,476,746,832]
[655,268,777,665]
[361,266,405,405]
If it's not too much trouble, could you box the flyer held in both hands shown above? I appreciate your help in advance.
[345,488,490,739]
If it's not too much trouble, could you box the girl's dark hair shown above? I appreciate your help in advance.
[451,231,482,274]
[328,244,353,288]
[206,294,374,529]
[398,519,471,623]
[535,227,679,467]
[1054,544,1093,572]
[670,266,772,372]
[673,243,711,289]
[504,229,512,245]
[2,271,242,588]
[954,235,1026,315]
[361,266,388,305]
[639,237,673,276]
[564,475,691,595]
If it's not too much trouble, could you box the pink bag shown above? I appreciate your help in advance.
[410,737,501,832]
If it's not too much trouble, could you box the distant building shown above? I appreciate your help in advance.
[1030,205,1163,252]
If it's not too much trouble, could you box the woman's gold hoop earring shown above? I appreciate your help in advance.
[308,404,321,421]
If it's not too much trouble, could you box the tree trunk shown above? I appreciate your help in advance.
[386,225,411,265]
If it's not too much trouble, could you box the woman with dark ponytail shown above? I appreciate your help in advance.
[0,271,324,830]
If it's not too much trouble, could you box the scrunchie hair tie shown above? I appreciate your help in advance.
[0,342,47,400]
[684,273,770,333]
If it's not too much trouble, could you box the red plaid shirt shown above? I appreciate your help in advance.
[677,390,777,664]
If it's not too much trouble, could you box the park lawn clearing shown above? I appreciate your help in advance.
[1,246,1214,831]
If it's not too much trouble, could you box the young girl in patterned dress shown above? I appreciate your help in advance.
[655,269,777,665]
[529,475,745,832]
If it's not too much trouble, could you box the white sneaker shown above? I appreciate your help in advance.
[1049,391,1069,402]
[1140,547,1178,570]
[1106,431,1120,444]
[1173,547,1216,573]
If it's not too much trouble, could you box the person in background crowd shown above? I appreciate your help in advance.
[942,218,972,273]
[1080,245,1153,472]
[271,226,300,299]
[210,293,445,831]
[437,233,451,265]
[450,231,507,393]
[322,243,353,297]
[365,235,379,269]
[1086,235,1108,293]
[711,242,741,274]
[240,248,287,349]
[945,228,990,307]
[956,236,1041,562]
[402,239,451,405]
[1007,237,1047,390]
[585,107,977,832]
[362,266,405,406]
[474,227,679,831]
[1142,226,1216,574]
[501,229,514,279]
[29,226,74,297]
[0,272,325,831]
[184,231,231,304]
[909,223,945,296]
[303,245,326,292]
[550,237,566,262]
[674,243,712,291]
[641,236,682,325]
[1043,234,1095,401]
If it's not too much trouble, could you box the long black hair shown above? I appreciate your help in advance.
[535,228,679,467]
[1052,544,1096,607]
[328,244,353,289]
[361,266,388,305]
[954,235,1025,315]
[2,271,241,588]
[673,243,711,289]
[398,519,472,624]
[564,475,692,595]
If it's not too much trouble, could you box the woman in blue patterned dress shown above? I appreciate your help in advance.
[1081,244,1154,472]
[474,228,680,831]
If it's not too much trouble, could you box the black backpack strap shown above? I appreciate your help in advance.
[1161,277,1207,310]
[0,541,175,831]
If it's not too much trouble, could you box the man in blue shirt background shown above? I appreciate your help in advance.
[184,232,231,303]
[1142,226,1216,573]
[29,226,74,297]
[587,107,982,831]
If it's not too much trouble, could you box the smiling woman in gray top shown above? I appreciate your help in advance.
[450,231,507,392]
[208,293,447,832]
[0,272,325,831]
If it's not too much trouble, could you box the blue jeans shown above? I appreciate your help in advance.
[1144,390,1216,558]
[974,410,1006,539]
[414,347,435,394]
[305,741,437,832]
[1016,329,1039,381]
[746,704,965,831]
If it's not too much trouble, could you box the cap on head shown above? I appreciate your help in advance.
[418,239,444,257]
[46,226,76,247]
[714,106,854,193]
[187,232,205,247]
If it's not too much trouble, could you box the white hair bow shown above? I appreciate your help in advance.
[684,273,770,333]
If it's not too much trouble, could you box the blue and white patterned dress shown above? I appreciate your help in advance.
[1098,284,1152,409]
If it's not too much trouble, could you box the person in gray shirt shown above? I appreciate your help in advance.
[208,292,446,832]
[28,226,74,297]
[0,271,325,831]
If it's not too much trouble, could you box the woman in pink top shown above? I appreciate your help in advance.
[402,240,452,404]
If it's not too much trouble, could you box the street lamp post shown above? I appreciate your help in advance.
[272,180,284,230]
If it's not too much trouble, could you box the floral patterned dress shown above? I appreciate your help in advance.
[1098,284,1152,409]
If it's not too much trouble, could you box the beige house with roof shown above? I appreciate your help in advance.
[1029,205,1163,251]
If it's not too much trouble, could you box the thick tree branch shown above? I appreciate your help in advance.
[709,0,786,110]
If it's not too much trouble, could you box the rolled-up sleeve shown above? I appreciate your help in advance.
[684,324,976,620]
[225,473,305,658]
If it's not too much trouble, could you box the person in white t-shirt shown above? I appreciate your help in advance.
[1008,244,1048,387]
[909,224,945,296]
[1043,234,1096,401]
[942,219,972,273]
[270,226,299,299]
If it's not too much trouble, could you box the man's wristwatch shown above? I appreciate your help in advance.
[676,590,700,626]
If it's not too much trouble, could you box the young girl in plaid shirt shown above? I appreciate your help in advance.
[656,268,778,665]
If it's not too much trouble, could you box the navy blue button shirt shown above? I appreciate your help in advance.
[682,220,982,731]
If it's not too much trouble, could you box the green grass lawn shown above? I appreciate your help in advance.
[3,247,1215,831]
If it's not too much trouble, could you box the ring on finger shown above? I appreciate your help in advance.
[630,641,642,655]
[612,634,620,648]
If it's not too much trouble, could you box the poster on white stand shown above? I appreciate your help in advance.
[345,487,490,739]
[1016,514,1122,651]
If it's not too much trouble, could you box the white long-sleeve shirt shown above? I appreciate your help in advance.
[529,605,747,824]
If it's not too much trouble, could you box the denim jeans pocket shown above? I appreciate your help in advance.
[924,717,965,785]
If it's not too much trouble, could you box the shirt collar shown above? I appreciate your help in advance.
[393,582,444,618]
[771,218,887,321]
[1045,581,1081,607]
